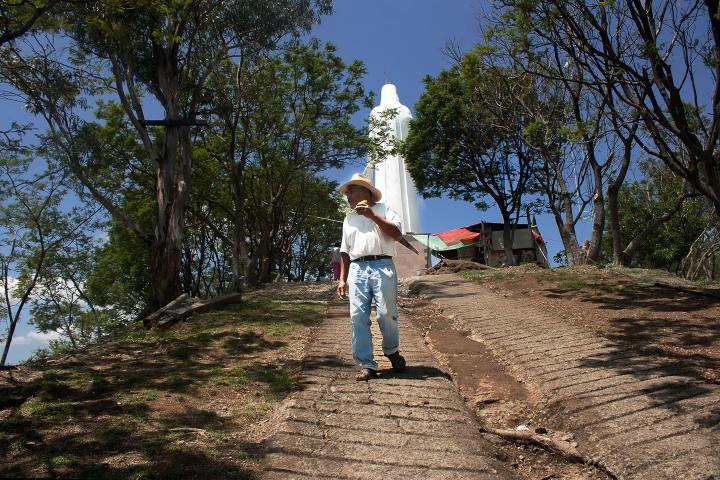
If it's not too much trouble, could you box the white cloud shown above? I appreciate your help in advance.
[12,335,33,346]
[12,329,61,346]
[1,275,20,305]
[28,330,62,342]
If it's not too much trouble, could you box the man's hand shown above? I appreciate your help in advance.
[337,279,348,299]
[355,202,375,219]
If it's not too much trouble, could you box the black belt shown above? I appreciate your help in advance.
[351,255,392,263]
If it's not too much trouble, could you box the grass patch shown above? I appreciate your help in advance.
[162,373,193,390]
[19,398,74,421]
[50,454,77,467]
[129,469,152,480]
[247,364,294,400]
[235,402,272,419]
[689,277,720,287]
[208,361,295,401]
[555,279,618,292]
[113,370,147,388]
[8,439,28,457]
[139,436,166,456]
[202,447,222,458]
[458,271,506,282]
[100,419,137,439]
[1,286,326,479]
[0,411,28,430]
[167,343,193,360]
[208,364,250,388]
[116,389,158,403]
[536,270,578,284]
[262,322,297,336]
[612,265,720,289]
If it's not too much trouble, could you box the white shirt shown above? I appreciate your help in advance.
[340,203,402,260]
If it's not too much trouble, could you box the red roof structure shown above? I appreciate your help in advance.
[435,227,481,245]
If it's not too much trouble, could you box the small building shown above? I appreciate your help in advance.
[413,222,549,268]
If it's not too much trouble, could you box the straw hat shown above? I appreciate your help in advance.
[338,173,382,202]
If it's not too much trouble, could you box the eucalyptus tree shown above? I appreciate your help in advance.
[67,0,331,307]
[1,0,332,309]
[404,49,540,265]
[268,173,343,283]
[482,46,612,265]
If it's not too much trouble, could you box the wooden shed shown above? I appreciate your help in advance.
[412,221,548,268]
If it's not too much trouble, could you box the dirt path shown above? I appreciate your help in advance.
[407,274,720,480]
[400,297,609,479]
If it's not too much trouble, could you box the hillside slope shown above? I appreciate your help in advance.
[1,284,334,480]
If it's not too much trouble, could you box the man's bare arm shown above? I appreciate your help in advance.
[337,252,351,298]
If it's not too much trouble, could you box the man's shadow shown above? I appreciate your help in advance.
[376,365,451,381]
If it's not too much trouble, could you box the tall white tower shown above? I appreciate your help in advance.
[368,84,420,234]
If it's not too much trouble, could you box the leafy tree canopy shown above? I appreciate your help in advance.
[602,159,710,271]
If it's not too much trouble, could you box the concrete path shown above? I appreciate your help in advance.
[261,297,520,480]
[408,274,720,480]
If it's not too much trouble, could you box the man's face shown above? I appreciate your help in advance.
[345,185,372,208]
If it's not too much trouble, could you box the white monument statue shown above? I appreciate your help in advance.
[367,83,420,234]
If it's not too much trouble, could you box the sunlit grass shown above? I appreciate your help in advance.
[458,271,507,282]
[115,389,158,403]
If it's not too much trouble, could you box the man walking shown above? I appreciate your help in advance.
[336,173,407,381]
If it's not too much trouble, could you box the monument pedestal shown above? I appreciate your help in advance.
[394,235,429,279]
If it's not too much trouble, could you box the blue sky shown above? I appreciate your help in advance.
[311,1,577,250]
[4,1,579,364]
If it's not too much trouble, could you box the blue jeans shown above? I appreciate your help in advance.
[347,258,400,370]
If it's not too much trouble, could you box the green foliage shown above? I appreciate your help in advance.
[0,142,105,365]
[50,455,77,467]
[0,1,66,45]
[553,250,568,267]
[86,220,151,316]
[403,48,540,215]
[1,1,358,366]
[7,439,27,457]
[64,0,332,104]
[603,159,710,271]
[218,40,368,283]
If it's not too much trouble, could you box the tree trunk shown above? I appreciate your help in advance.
[148,123,191,308]
[149,230,182,309]
[181,245,193,294]
[623,194,687,263]
[230,221,247,292]
[607,185,627,266]
[681,217,720,280]
[229,129,247,292]
[551,211,585,265]
[501,215,517,266]
[0,317,19,367]
[587,163,605,262]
